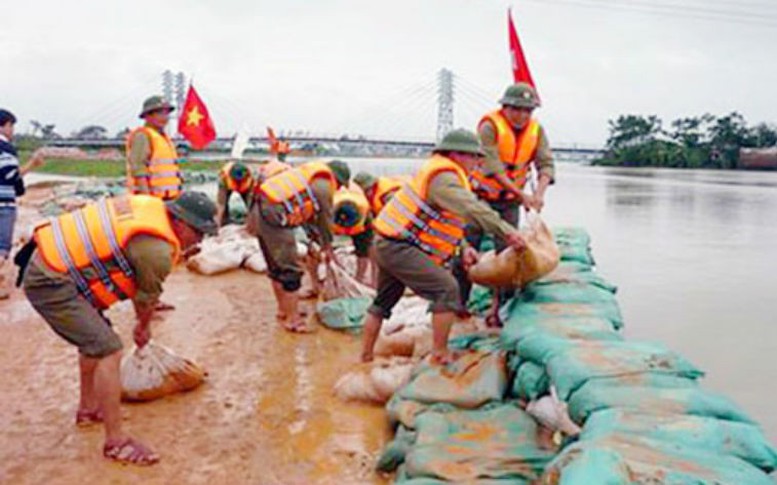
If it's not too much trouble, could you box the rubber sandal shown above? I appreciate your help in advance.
[103,438,160,466]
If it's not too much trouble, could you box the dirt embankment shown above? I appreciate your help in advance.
[1,185,392,485]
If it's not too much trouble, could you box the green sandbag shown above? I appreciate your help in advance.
[553,227,595,267]
[315,296,370,331]
[552,227,591,248]
[376,425,416,473]
[387,352,508,429]
[501,315,622,348]
[567,378,754,424]
[543,339,704,400]
[520,282,618,305]
[504,299,624,331]
[467,284,493,315]
[510,361,549,401]
[449,333,505,353]
[402,404,555,483]
[541,435,774,485]
[582,409,777,472]
[532,265,618,293]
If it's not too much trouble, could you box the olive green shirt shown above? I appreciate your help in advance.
[26,235,174,307]
[427,172,515,240]
[479,120,555,182]
[260,178,335,245]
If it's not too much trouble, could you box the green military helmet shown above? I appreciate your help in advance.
[352,172,377,192]
[229,162,250,181]
[166,191,218,236]
[327,159,351,186]
[499,83,540,109]
[433,129,486,157]
[139,95,175,118]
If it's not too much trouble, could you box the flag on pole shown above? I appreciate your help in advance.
[178,84,216,150]
[508,8,539,98]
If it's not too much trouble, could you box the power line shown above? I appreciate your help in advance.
[520,0,777,28]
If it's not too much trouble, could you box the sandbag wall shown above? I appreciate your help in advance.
[378,227,777,484]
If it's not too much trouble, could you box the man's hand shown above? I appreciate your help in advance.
[505,231,527,251]
[524,192,545,212]
[133,322,151,348]
[462,246,479,270]
[521,192,538,211]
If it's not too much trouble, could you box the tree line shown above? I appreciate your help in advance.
[593,112,777,169]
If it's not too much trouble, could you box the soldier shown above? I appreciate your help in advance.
[253,160,351,332]
[454,83,555,326]
[125,96,183,201]
[331,183,375,285]
[352,172,407,216]
[216,161,256,227]
[361,130,527,365]
[21,192,217,466]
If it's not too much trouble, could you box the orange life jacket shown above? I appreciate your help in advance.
[126,126,183,201]
[370,176,407,215]
[373,155,470,265]
[257,159,291,183]
[332,185,371,236]
[34,195,181,310]
[470,111,540,201]
[258,161,336,227]
[219,162,255,194]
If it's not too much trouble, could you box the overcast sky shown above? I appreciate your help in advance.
[1,0,775,146]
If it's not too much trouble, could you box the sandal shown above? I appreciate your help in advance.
[75,409,103,427]
[282,320,314,334]
[103,438,160,466]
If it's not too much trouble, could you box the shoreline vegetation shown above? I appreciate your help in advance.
[592,112,777,170]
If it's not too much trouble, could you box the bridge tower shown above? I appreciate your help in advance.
[436,68,454,142]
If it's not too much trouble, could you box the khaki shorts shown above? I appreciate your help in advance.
[23,254,123,359]
[368,236,462,319]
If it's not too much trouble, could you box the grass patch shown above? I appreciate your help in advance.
[28,157,222,178]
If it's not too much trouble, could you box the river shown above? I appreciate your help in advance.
[336,158,777,442]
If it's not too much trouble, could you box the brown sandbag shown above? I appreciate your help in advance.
[120,342,206,402]
[468,216,560,288]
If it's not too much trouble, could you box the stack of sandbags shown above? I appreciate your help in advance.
[120,341,206,402]
[468,215,559,288]
[186,224,266,275]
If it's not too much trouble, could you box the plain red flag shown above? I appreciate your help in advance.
[508,8,539,99]
[178,84,216,150]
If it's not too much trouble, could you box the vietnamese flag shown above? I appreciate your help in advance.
[508,8,539,99]
[178,84,216,150]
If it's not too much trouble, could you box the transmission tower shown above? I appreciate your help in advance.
[162,70,174,104]
[436,69,454,142]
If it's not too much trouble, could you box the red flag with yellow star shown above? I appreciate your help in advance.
[178,84,216,150]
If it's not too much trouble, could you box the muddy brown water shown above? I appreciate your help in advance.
[1,161,775,484]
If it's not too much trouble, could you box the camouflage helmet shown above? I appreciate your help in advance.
[499,83,540,109]
[352,172,377,192]
[433,129,486,157]
[139,95,175,118]
[166,191,218,236]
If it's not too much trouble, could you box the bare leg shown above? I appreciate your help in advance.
[361,312,384,362]
[78,354,99,413]
[271,280,285,318]
[93,351,126,442]
[431,311,456,364]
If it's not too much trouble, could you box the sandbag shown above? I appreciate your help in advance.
[532,263,617,293]
[120,342,206,402]
[468,216,559,288]
[333,357,414,404]
[501,315,622,348]
[510,361,550,401]
[541,434,774,485]
[503,299,624,331]
[316,296,371,331]
[320,261,374,301]
[582,409,777,472]
[552,227,595,267]
[186,224,261,275]
[401,404,555,483]
[387,351,508,429]
[375,325,432,359]
[567,378,754,424]
[544,340,704,400]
